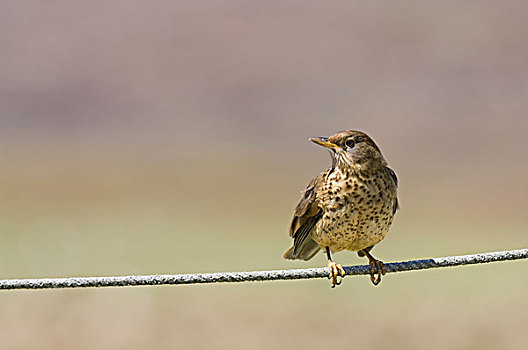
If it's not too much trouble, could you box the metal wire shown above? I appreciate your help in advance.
[0,248,526,290]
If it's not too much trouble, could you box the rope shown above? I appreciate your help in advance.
[0,248,526,291]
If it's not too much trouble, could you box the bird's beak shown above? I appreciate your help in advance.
[309,137,339,150]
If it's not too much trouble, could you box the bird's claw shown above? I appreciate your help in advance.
[327,261,346,288]
[368,259,386,286]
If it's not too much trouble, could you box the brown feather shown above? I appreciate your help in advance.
[286,173,326,259]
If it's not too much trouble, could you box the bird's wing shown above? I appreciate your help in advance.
[386,166,398,187]
[386,166,399,214]
[287,172,325,260]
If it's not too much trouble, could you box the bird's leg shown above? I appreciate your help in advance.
[360,249,386,286]
[325,247,345,288]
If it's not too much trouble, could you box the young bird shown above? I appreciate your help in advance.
[284,130,398,287]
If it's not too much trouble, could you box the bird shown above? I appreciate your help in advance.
[284,130,398,287]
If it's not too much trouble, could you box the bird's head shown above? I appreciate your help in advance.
[310,130,387,170]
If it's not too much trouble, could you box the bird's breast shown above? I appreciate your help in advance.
[312,168,397,252]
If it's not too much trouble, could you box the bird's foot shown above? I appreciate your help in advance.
[368,258,386,286]
[327,260,346,288]
[360,249,386,286]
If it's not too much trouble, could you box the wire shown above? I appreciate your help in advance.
[0,248,526,290]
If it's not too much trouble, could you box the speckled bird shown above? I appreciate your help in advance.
[284,130,398,287]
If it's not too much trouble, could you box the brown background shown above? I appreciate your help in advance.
[1,1,527,349]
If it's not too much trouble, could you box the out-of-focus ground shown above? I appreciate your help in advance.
[1,1,527,349]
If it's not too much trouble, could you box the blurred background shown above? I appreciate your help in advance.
[1,1,527,349]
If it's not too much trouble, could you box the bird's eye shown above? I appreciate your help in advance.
[345,138,355,148]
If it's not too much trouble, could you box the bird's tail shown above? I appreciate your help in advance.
[283,247,296,259]
[283,239,321,261]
